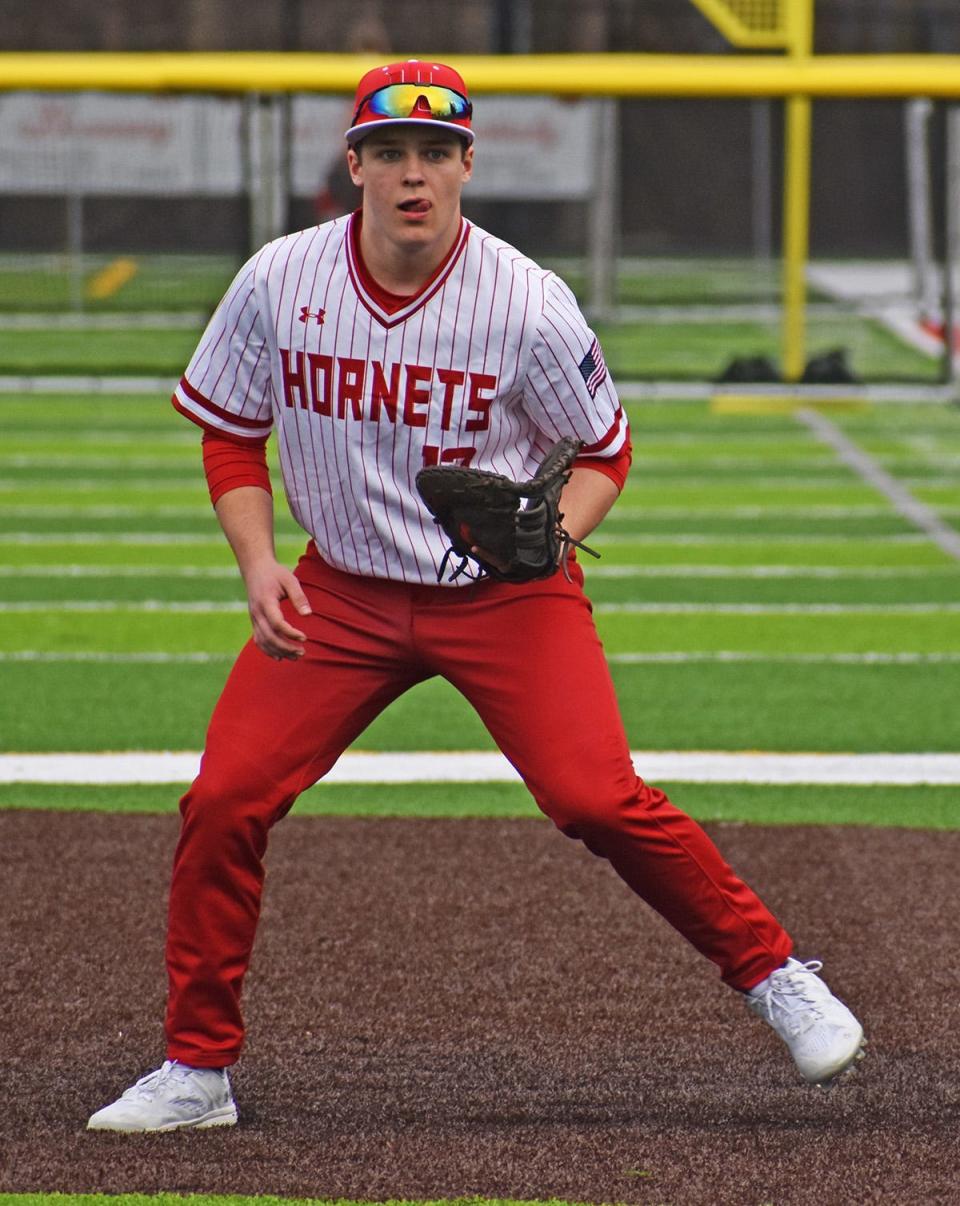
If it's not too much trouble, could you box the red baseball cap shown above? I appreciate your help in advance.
[345,60,474,146]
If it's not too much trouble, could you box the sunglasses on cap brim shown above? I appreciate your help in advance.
[352,84,473,128]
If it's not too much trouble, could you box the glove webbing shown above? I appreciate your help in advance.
[435,516,599,584]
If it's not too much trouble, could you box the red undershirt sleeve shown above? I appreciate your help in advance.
[201,431,272,506]
[573,437,633,493]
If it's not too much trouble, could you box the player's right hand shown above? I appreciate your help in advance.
[243,561,313,661]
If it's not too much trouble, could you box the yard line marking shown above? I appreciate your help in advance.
[0,455,198,470]
[595,602,960,615]
[0,375,178,394]
[85,256,139,300]
[8,506,919,521]
[623,475,960,489]
[1,532,230,545]
[0,601,247,612]
[611,505,933,519]
[0,373,954,403]
[0,651,232,663]
[591,532,928,546]
[0,505,213,519]
[2,563,952,581]
[586,564,952,579]
[2,601,957,617]
[798,407,960,561]
[0,479,203,492]
[0,531,933,548]
[2,750,959,786]
[2,650,957,666]
[607,651,960,664]
[0,564,239,578]
[0,312,204,330]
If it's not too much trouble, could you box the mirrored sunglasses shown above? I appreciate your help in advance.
[353,84,473,128]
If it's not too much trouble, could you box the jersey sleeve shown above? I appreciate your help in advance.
[523,274,629,459]
[172,253,275,442]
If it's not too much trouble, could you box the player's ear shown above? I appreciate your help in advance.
[346,146,363,187]
[461,143,474,184]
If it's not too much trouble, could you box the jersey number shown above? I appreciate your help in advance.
[421,445,476,468]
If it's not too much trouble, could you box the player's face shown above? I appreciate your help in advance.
[347,127,473,252]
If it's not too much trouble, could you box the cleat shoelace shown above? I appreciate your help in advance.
[124,1061,190,1101]
[752,959,829,1039]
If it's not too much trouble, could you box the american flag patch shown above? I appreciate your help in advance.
[578,338,607,398]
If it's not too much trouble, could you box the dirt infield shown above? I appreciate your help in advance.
[1,810,957,1205]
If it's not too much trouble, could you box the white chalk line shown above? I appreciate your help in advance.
[0,312,205,330]
[585,564,949,579]
[0,531,936,547]
[1,600,957,616]
[2,650,957,666]
[5,502,955,521]
[1,563,953,580]
[2,750,959,787]
[797,408,960,561]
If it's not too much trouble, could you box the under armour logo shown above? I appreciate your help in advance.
[298,306,325,325]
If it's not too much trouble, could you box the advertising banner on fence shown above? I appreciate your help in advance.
[0,92,594,201]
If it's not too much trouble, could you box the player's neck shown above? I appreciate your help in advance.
[357,211,463,296]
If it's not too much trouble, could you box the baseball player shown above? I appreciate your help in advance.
[88,60,864,1132]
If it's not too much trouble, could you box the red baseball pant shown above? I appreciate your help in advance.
[165,550,792,1066]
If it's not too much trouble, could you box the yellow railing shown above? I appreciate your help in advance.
[1,52,960,97]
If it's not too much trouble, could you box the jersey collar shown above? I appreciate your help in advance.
[345,210,471,329]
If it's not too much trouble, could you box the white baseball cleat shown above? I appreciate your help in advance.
[87,1060,238,1132]
[746,957,865,1085]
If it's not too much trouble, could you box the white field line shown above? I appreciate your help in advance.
[0,505,213,519]
[5,475,959,493]
[0,564,239,577]
[607,651,960,665]
[616,382,960,404]
[4,505,958,523]
[2,600,958,616]
[0,479,201,492]
[0,532,227,545]
[3,650,958,666]
[595,602,960,615]
[797,408,960,562]
[613,505,960,519]
[0,312,205,330]
[0,563,953,580]
[0,651,232,663]
[3,749,959,786]
[591,532,928,546]
[586,564,950,579]
[0,375,177,394]
[4,503,942,520]
[633,474,960,489]
[0,455,194,470]
[0,532,935,548]
[3,376,955,404]
[0,600,247,612]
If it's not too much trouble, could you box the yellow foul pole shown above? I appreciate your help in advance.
[782,0,815,381]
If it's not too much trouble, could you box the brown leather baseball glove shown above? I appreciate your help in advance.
[415,436,599,583]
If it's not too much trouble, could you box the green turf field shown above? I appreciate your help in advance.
[2,388,958,826]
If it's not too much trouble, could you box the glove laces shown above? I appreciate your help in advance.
[434,521,600,584]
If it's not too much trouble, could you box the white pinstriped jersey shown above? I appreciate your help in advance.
[174,213,628,585]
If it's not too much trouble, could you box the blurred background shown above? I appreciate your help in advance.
[1,0,959,385]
